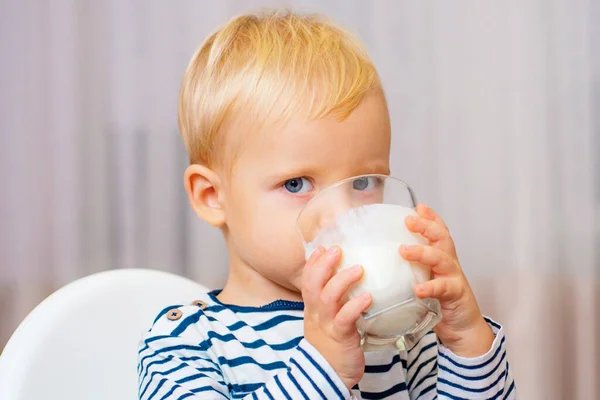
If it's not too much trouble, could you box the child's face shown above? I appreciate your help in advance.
[220,91,391,296]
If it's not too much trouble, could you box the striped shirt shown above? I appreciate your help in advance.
[138,290,515,399]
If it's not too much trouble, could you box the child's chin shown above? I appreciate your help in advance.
[287,279,303,294]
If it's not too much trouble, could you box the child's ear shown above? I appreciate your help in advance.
[184,164,225,227]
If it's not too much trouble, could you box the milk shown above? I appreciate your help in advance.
[306,203,432,337]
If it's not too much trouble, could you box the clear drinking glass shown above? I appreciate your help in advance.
[296,174,442,351]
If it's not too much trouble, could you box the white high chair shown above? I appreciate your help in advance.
[0,269,209,400]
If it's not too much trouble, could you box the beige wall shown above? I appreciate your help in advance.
[1,1,598,398]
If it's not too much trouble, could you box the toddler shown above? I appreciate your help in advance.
[138,10,516,399]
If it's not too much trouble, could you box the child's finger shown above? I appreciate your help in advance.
[306,246,326,268]
[416,203,448,231]
[414,277,461,301]
[399,244,458,276]
[414,204,457,256]
[319,265,364,320]
[333,292,372,337]
[302,246,340,307]
[405,215,447,242]
[301,246,325,309]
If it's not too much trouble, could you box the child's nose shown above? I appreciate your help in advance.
[316,192,355,233]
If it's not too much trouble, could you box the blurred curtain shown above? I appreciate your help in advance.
[0,1,597,398]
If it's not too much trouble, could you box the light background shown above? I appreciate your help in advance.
[0,1,598,398]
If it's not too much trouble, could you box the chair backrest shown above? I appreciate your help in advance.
[0,269,209,400]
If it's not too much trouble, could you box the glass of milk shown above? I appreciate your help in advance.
[296,175,442,351]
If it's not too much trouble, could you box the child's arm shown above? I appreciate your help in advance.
[405,320,515,399]
[137,335,229,399]
[138,338,352,399]
[137,311,354,399]
[399,204,516,398]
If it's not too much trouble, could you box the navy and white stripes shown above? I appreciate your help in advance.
[138,291,515,399]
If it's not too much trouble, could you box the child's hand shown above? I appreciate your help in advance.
[301,246,372,391]
[400,204,495,357]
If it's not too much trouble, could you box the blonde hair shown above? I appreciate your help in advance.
[178,9,382,166]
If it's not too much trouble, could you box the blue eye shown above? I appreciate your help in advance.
[284,177,313,194]
[352,176,378,191]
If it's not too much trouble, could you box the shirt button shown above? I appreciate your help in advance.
[167,308,182,321]
[192,300,207,310]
